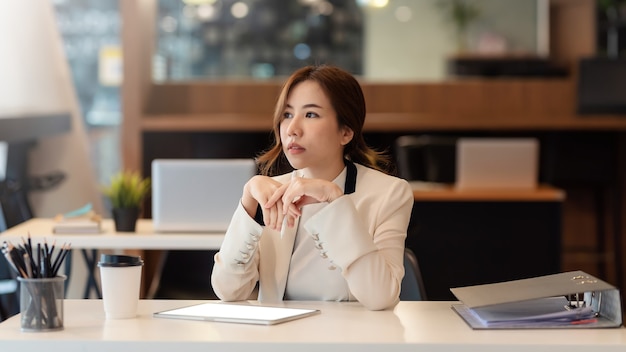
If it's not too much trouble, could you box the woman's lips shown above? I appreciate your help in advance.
[287,142,305,154]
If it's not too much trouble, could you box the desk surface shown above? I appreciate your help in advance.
[0,218,224,250]
[0,300,624,352]
[411,182,566,202]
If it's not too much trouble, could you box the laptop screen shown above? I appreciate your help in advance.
[455,138,538,190]
[151,159,257,232]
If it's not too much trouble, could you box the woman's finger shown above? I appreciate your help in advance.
[280,181,303,214]
[268,203,279,230]
[265,183,288,208]
[275,200,285,231]
[286,214,297,228]
[285,201,302,218]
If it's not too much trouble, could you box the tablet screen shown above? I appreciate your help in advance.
[153,302,320,325]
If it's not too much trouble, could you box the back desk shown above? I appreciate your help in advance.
[409,184,565,300]
[0,299,624,352]
[0,219,224,299]
[1,184,564,301]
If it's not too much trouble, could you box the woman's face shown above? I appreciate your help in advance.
[279,80,353,177]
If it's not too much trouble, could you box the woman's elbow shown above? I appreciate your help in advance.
[357,292,400,311]
[361,299,399,311]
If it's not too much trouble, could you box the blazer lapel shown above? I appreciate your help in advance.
[275,215,299,297]
[258,215,299,302]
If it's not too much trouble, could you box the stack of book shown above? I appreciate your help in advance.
[52,203,102,234]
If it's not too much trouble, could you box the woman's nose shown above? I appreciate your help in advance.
[286,115,302,136]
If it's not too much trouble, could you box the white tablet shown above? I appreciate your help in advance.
[153,302,320,325]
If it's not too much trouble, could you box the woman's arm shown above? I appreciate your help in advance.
[211,202,264,301]
[303,177,413,310]
[212,175,288,301]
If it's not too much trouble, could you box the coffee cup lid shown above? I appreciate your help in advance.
[98,254,143,267]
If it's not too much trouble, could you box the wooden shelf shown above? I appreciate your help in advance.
[141,114,272,132]
[140,112,626,132]
[412,183,566,202]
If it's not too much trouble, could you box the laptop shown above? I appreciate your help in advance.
[455,138,539,190]
[151,158,257,232]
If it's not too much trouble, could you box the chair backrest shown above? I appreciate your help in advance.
[0,255,19,322]
[400,248,427,301]
[146,250,219,300]
[395,135,457,183]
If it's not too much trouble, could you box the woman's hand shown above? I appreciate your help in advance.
[242,176,286,230]
[265,177,343,227]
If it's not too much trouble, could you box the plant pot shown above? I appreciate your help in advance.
[112,207,140,232]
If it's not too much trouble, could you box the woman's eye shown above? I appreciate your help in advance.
[305,112,319,118]
[283,112,293,119]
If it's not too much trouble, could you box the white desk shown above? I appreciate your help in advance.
[0,219,225,298]
[0,218,224,250]
[0,300,624,352]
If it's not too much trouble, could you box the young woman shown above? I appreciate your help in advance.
[211,65,413,310]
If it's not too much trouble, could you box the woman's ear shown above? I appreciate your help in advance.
[340,127,354,146]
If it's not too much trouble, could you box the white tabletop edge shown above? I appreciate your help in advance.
[0,218,224,250]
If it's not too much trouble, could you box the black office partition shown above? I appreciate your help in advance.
[407,200,561,301]
[577,58,626,115]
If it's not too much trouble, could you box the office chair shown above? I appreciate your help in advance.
[394,135,457,183]
[0,255,19,322]
[400,248,427,301]
[147,250,219,300]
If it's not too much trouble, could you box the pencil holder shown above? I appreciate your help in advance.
[17,275,66,332]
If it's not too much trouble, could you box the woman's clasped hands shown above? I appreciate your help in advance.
[244,175,343,231]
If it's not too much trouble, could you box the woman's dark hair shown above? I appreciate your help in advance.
[257,65,392,176]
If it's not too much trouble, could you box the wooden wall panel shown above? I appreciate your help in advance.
[121,0,156,172]
[145,80,578,119]
[617,135,626,299]
[550,0,596,71]
[482,81,525,117]
[525,80,575,117]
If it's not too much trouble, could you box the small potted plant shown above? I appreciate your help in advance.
[436,0,481,53]
[599,0,626,58]
[102,171,151,232]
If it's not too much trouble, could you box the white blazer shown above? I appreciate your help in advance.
[211,162,414,310]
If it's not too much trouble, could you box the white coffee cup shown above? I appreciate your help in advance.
[98,254,144,319]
